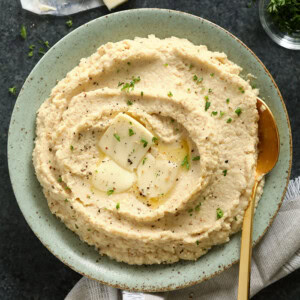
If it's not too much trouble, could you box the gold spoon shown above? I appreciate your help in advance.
[237,98,280,300]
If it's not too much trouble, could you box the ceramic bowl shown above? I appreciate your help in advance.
[8,9,292,292]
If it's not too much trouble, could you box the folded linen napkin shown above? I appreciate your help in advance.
[65,177,300,300]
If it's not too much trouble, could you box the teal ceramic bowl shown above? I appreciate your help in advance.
[8,9,292,292]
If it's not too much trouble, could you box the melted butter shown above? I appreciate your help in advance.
[157,140,189,164]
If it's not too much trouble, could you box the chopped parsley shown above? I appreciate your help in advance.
[189,64,194,70]
[196,240,200,245]
[127,62,131,65]
[238,87,245,93]
[205,101,211,111]
[223,169,228,176]
[58,176,62,182]
[141,91,144,96]
[152,136,158,144]
[188,208,193,213]
[44,41,50,48]
[193,74,203,84]
[141,138,148,148]
[116,202,120,209]
[216,208,224,219]
[28,45,35,57]
[70,145,74,151]
[181,155,190,170]
[195,203,202,211]
[113,133,120,142]
[204,95,209,101]
[226,98,230,104]
[219,111,225,117]
[8,87,17,95]
[118,82,124,87]
[164,63,168,67]
[129,129,135,136]
[235,107,242,116]
[20,25,27,39]
[107,189,114,196]
[64,199,68,202]
[28,51,33,57]
[66,20,73,28]
[192,156,200,161]
[168,91,173,97]
[121,76,140,92]
[226,118,232,123]
[208,88,213,93]
[210,73,215,77]
[211,111,218,116]
[38,47,45,55]
[142,157,147,165]
[127,100,133,105]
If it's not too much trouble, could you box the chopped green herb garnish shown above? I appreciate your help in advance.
[210,73,214,77]
[107,189,114,196]
[152,136,158,143]
[117,82,124,87]
[216,208,224,219]
[164,63,168,67]
[195,203,202,211]
[223,169,228,176]
[168,91,173,97]
[141,138,148,148]
[189,64,194,70]
[127,62,131,65]
[196,240,200,245]
[188,208,193,213]
[197,77,203,84]
[181,155,190,170]
[121,76,140,92]
[70,145,74,151]
[142,157,147,165]
[219,111,225,117]
[192,156,200,161]
[226,98,230,104]
[141,91,144,96]
[38,48,45,55]
[208,88,213,93]
[58,177,62,182]
[193,74,198,81]
[211,111,218,116]
[129,129,135,136]
[238,87,245,93]
[113,133,120,142]
[29,45,35,50]
[44,41,50,48]
[66,20,73,28]
[193,74,203,84]
[8,87,17,95]
[204,95,209,101]
[64,198,68,202]
[116,202,120,209]
[235,107,242,116]
[226,118,232,123]
[28,51,33,57]
[20,25,27,39]
[267,0,300,34]
[205,101,211,111]
[127,100,133,105]
[234,216,238,221]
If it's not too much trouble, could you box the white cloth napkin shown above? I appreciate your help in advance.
[65,177,300,300]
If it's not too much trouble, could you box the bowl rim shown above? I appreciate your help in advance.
[8,8,292,292]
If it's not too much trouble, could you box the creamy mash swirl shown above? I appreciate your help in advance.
[33,36,263,265]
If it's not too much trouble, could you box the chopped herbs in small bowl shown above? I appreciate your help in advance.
[259,0,300,50]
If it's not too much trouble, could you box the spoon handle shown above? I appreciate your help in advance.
[237,179,259,300]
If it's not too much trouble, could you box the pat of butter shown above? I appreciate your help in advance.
[92,157,136,193]
[103,0,128,10]
[99,113,154,171]
[137,153,178,198]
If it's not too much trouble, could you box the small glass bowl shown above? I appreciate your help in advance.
[259,0,300,50]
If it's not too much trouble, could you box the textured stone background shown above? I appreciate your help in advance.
[0,0,299,299]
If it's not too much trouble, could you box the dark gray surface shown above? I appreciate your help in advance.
[0,0,299,299]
